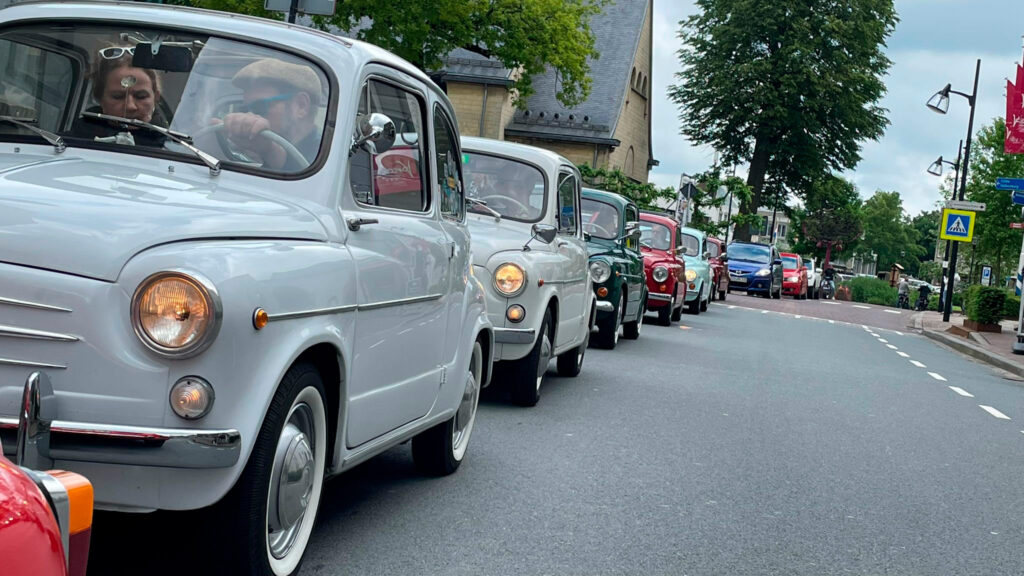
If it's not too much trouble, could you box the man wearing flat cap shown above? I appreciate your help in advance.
[223,58,322,171]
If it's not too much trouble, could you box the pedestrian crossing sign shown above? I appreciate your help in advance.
[940,208,975,242]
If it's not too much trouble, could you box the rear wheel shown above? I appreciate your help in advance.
[507,310,552,407]
[593,293,624,349]
[413,341,481,474]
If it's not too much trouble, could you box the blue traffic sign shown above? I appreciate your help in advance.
[940,208,975,242]
[996,177,1024,191]
[1013,191,1024,206]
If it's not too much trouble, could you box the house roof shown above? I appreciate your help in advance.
[433,48,514,86]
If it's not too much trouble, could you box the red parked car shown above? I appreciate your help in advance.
[639,212,687,325]
[1,377,93,576]
[780,252,809,299]
[707,237,730,301]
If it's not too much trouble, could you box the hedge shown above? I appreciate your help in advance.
[964,285,1006,325]
[1004,292,1021,319]
[842,277,898,306]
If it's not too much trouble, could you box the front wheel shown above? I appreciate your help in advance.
[593,293,624,349]
[671,288,683,322]
[557,309,591,377]
[657,301,672,326]
[622,294,645,339]
[507,310,552,407]
[719,287,727,301]
[413,341,482,474]
[214,363,327,576]
[700,286,709,312]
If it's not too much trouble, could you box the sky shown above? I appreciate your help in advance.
[647,0,1024,217]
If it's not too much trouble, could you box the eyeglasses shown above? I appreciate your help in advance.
[239,93,295,117]
[98,46,136,60]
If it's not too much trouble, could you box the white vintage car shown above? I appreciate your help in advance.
[462,137,594,406]
[0,3,493,574]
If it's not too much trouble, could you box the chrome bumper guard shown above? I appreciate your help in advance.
[2,372,240,470]
[647,293,672,302]
[595,301,615,313]
[493,328,536,344]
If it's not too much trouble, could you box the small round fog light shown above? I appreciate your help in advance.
[597,287,608,297]
[170,376,214,420]
[507,304,526,323]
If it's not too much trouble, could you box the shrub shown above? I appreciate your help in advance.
[1003,292,1021,319]
[928,294,940,311]
[964,285,1006,325]
[844,277,898,306]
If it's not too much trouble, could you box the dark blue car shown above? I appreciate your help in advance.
[726,241,784,298]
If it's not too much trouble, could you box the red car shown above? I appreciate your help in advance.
[1,377,93,576]
[780,252,809,299]
[707,237,730,301]
[639,212,687,325]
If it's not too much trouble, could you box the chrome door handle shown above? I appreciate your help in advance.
[346,217,379,231]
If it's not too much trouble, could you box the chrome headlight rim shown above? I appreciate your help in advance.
[590,260,612,284]
[492,262,528,297]
[131,270,223,359]
[652,265,669,283]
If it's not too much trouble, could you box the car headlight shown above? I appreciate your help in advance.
[787,276,799,283]
[755,268,772,276]
[590,260,612,284]
[493,263,527,296]
[652,266,669,283]
[132,271,221,358]
[685,269,697,282]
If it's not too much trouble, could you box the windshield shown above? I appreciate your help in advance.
[727,243,770,264]
[679,233,700,257]
[464,152,546,222]
[639,221,672,251]
[783,256,800,270]
[0,24,329,175]
[803,259,813,270]
[581,198,620,240]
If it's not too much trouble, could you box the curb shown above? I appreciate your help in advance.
[921,329,1024,379]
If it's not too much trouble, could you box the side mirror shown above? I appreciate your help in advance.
[583,232,592,242]
[773,258,783,267]
[703,251,710,260]
[531,223,558,244]
[720,253,729,262]
[350,112,396,157]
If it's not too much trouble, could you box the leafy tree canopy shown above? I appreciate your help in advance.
[858,190,922,272]
[178,0,606,106]
[789,175,863,263]
[577,164,675,211]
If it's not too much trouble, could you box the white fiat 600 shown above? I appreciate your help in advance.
[0,3,492,574]
[462,137,594,406]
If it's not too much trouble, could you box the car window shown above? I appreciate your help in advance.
[464,152,545,222]
[556,172,579,234]
[640,221,672,251]
[624,205,640,251]
[432,106,463,220]
[708,241,721,258]
[803,259,813,270]
[679,233,700,256]
[783,256,800,269]
[581,198,620,240]
[350,80,429,212]
[0,40,73,133]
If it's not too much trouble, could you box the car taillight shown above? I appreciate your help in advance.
[49,470,93,576]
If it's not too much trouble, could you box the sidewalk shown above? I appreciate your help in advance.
[910,311,1024,378]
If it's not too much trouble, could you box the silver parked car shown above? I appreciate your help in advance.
[0,3,493,574]
[462,137,594,406]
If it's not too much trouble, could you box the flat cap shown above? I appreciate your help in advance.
[232,58,322,104]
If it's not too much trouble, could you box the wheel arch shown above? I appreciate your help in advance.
[291,342,346,471]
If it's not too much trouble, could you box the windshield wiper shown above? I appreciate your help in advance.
[467,197,502,221]
[82,112,221,176]
[0,115,65,153]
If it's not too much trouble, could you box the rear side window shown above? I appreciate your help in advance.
[556,172,579,234]
[432,106,463,220]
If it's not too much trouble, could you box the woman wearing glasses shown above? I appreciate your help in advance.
[73,44,166,146]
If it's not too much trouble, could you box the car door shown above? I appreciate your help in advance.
[622,203,645,318]
[554,167,588,349]
[344,74,447,448]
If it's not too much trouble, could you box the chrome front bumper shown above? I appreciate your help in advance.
[647,293,672,302]
[2,371,240,470]
[595,301,615,313]
[493,328,536,344]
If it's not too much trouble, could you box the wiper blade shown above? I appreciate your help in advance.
[82,112,221,176]
[467,197,502,221]
[0,115,65,153]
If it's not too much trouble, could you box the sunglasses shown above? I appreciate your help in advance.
[239,93,294,116]
[98,46,136,60]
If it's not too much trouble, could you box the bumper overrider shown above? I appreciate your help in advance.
[1,371,240,470]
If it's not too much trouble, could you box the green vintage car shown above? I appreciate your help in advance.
[679,226,714,314]
[581,188,647,349]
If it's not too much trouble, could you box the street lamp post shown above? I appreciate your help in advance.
[928,59,981,323]
[926,139,963,309]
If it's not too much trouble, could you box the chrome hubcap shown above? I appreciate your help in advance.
[536,330,552,389]
[453,355,479,453]
[268,404,315,559]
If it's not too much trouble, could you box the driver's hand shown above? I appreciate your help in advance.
[221,112,285,169]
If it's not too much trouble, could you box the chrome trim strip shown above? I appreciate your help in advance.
[647,293,672,302]
[493,328,536,344]
[540,277,587,286]
[358,293,444,311]
[0,296,72,313]
[267,304,358,322]
[0,324,79,342]
[0,358,67,369]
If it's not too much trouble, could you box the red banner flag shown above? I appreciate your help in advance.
[1007,80,1024,154]
[1017,64,1024,89]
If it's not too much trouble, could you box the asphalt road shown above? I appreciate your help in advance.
[89,302,1024,575]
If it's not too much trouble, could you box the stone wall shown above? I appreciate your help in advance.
[608,0,653,182]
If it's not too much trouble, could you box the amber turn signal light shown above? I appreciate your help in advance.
[597,287,608,297]
[253,308,269,330]
[506,304,526,323]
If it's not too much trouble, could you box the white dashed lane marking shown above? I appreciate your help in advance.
[886,344,898,350]
[828,320,835,324]
[980,405,1012,420]
[884,309,902,315]
[910,360,926,368]
[949,386,975,398]
[878,338,888,343]
[897,351,910,358]
[928,372,947,381]
[853,305,872,309]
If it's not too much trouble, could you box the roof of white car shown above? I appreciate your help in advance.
[461,136,575,171]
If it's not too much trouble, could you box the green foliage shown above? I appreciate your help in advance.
[789,175,864,264]
[917,261,942,284]
[689,171,753,237]
[964,118,1024,282]
[858,190,922,272]
[1003,291,1021,320]
[842,277,897,306]
[668,0,897,238]
[577,164,675,211]
[964,285,1006,325]
[910,210,940,275]
[181,0,606,107]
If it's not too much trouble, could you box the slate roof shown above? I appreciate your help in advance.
[434,48,514,86]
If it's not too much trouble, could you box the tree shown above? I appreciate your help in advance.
[177,0,606,106]
[577,164,675,211]
[690,171,754,238]
[909,210,940,275]
[668,0,896,240]
[964,118,1024,283]
[789,175,863,267]
[858,191,921,272]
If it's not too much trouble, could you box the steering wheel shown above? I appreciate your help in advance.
[193,122,310,170]
[583,222,612,238]
[480,194,531,218]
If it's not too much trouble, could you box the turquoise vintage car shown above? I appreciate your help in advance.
[679,226,714,314]
[581,188,647,349]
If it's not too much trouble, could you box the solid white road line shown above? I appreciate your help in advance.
[853,305,871,309]
[887,344,898,350]
[928,372,947,381]
[897,351,910,358]
[980,405,1011,420]
[949,386,974,398]
[910,360,927,368]
[884,309,902,314]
